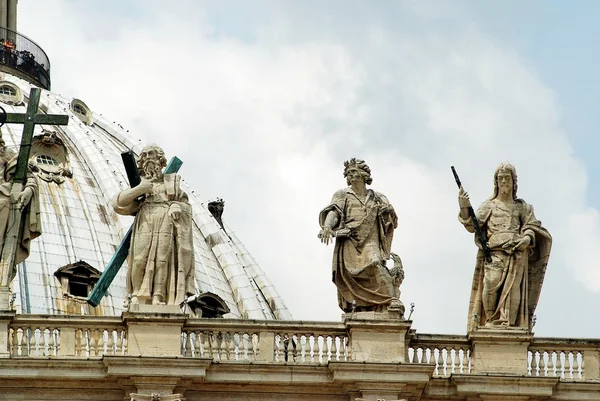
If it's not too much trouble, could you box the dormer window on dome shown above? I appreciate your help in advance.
[0,81,22,105]
[54,261,101,299]
[29,130,73,184]
[70,99,93,125]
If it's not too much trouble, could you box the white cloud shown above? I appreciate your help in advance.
[18,1,600,336]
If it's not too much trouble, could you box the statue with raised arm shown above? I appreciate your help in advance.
[112,144,195,306]
[458,163,551,331]
[0,136,41,283]
[318,158,403,314]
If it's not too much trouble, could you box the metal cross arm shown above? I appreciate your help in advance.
[87,153,183,307]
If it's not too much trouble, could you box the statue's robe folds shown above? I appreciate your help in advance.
[319,188,398,312]
[460,198,552,331]
[0,150,41,283]
[113,173,195,305]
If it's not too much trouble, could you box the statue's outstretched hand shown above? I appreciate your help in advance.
[318,227,334,245]
[16,188,33,211]
[458,187,471,209]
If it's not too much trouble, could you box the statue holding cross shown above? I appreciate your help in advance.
[0,87,68,300]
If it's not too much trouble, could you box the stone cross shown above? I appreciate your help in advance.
[87,151,182,307]
[0,87,69,287]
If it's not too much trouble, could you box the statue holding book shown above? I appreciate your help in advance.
[112,144,195,306]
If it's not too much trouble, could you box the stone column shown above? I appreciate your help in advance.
[468,328,532,375]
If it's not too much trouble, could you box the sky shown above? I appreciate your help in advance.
[14,0,600,338]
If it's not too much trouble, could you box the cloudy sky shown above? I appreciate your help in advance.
[16,1,600,337]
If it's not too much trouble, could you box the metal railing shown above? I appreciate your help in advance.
[0,26,51,89]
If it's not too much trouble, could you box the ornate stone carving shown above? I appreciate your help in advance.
[319,158,403,314]
[0,134,40,283]
[29,130,72,184]
[112,144,195,306]
[458,163,552,331]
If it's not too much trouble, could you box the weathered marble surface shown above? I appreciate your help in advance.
[458,162,552,331]
[319,158,403,314]
[113,144,195,306]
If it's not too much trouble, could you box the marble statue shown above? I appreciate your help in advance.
[319,158,403,313]
[458,162,552,330]
[113,144,195,306]
[0,135,41,283]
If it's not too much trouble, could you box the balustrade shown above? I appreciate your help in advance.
[182,320,348,364]
[408,334,472,376]
[9,316,126,357]
[527,339,599,380]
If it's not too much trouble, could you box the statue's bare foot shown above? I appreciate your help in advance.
[130,296,139,305]
[152,295,165,305]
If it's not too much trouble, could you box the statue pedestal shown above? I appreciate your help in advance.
[124,308,188,357]
[0,286,11,311]
[469,327,533,375]
[344,311,411,363]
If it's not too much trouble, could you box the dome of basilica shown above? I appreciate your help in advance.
[0,44,290,320]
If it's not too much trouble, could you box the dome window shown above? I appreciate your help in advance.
[0,85,16,96]
[0,81,22,105]
[29,130,73,184]
[72,103,86,116]
[69,99,93,125]
[36,154,59,166]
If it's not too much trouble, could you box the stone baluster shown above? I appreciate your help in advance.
[344,336,350,360]
[432,348,440,375]
[107,329,115,355]
[116,329,123,355]
[549,351,556,376]
[564,351,572,379]
[89,329,97,356]
[533,350,540,376]
[285,333,292,362]
[557,351,564,378]
[218,332,227,361]
[122,330,128,355]
[210,332,219,360]
[98,329,106,356]
[21,327,29,356]
[184,331,193,357]
[225,332,233,360]
[298,334,306,362]
[540,350,547,376]
[251,332,258,362]
[449,348,457,374]
[331,335,338,361]
[28,327,35,356]
[8,327,13,356]
[194,331,201,358]
[47,328,55,356]
[202,331,210,358]
[314,335,321,363]
[39,327,46,356]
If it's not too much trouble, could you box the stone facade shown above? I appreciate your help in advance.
[0,311,598,400]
